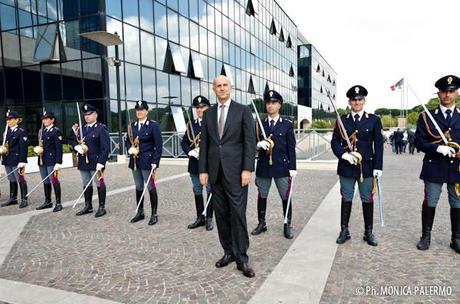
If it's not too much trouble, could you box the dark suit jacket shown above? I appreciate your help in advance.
[199,100,256,184]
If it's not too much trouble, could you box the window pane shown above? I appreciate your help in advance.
[82,58,103,99]
[123,0,138,26]
[155,36,167,71]
[178,0,188,17]
[106,0,122,19]
[156,70,168,99]
[125,63,141,100]
[142,67,156,102]
[33,23,58,62]
[140,31,155,67]
[154,2,167,38]
[167,9,178,43]
[1,4,16,31]
[190,21,198,51]
[124,24,140,64]
[189,0,198,23]
[139,0,153,32]
[179,16,189,47]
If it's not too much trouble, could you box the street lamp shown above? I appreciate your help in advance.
[79,31,123,155]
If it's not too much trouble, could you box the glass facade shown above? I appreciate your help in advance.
[0,0,331,146]
[298,43,337,113]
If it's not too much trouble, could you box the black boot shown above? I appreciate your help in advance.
[450,208,460,254]
[36,183,53,210]
[337,201,352,244]
[148,189,158,225]
[130,190,145,223]
[417,204,435,250]
[95,187,107,217]
[52,182,62,212]
[282,199,294,239]
[18,181,28,208]
[76,186,93,216]
[205,195,214,231]
[188,194,205,229]
[1,182,18,207]
[251,198,267,235]
[362,203,378,246]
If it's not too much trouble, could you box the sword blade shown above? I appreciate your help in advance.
[376,176,385,227]
[251,100,267,140]
[26,169,56,197]
[408,84,448,145]
[0,167,19,182]
[326,94,354,152]
[73,170,99,209]
[284,176,295,224]
[201,193,213,216]
[134,167,155,214]
[76,101,84,142]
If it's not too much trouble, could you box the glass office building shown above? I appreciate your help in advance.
[0,0,331,148]
[298,43,337,127]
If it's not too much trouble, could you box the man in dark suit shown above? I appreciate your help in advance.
[393,128,404,154]
[199,75,256,278]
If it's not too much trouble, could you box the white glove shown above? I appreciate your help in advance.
[74,145,84,155]
[127,147,137,155]
[289,170,297,177]
[53,163,62,171]
[0,146,6,155]
[151,164,157,170]
[257,140,271,150]
[188,149,199,159]
[373,169,382,178]
[341,152,356,165]
[436,145,456,158]
[17,162,26,168]
[96,163,104,171]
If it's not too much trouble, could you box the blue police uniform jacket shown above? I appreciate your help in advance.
[73,122,110,171]
[181,119,201,175]
[415,107,460,184]
[256,117,296,178]
[331,112,383,178]
[126,120,163,170]
[2,126,28,166]
[39,126,63,166]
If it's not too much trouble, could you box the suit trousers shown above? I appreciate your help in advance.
[212,164,250,263]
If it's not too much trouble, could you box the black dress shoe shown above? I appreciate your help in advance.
[188,216,205,229]
[95,206,106,218]
[236,263,256,278]
[336,226,350,244]
[130,211,145,223]
[215,254,235,268]
[76,204,93,216]
[363,229,378,246]
[52,203,63,212]
[36,202,53,210]
[148,214,158,225]
[284,224,294,239]
[251,222,267,235]
[205,218,214,231]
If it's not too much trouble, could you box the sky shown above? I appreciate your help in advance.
[276,0,460,112]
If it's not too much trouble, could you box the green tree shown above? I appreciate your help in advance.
[407,111,419,126]
[380,115,398,128]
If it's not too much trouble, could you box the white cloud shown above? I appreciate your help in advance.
[277,0,460,112]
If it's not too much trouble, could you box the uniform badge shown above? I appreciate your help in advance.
[23,137,27,141]
[58,136,62,140]
[198,96,202,102]
[355,87,360,94]
[448,76,453,85]
[138,100,142,106]
[5,110,9,118]
[43,111,47,116]
[269,91,274,97]
[84,105,88,111]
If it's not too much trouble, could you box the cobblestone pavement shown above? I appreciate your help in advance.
[0,161,187,217]
[320,147,460,303]
[0,160,337,303]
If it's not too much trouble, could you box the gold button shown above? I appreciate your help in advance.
[451,160,454,164]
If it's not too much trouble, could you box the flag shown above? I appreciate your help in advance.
[391,78,404,91]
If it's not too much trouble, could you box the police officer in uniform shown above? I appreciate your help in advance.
[331,85,383,246]
[73,104,110,217]
[35,111,63,212]
[251,90,297,239]
[181,95,213,230]
[128,100,163,225]
[414,75,460,254]
[0,111,29,208]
